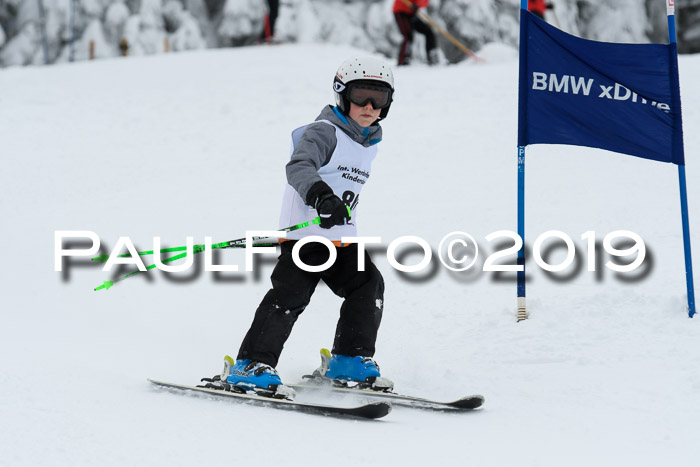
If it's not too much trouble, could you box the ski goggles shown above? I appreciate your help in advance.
[346,83,392,109]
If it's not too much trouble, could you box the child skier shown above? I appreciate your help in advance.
[220,57,396,400]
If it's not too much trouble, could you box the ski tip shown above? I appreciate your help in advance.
[343,401,391,419]
[378,401,392,412]
[320,348,331,358]
[450,395,485,410]
[377,401,394,418]
[94,280,113,291]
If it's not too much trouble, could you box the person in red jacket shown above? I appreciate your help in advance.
[528,0,554,20]
[393,0,438,66]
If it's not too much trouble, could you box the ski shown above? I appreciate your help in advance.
[291,377,485,411]
[148,379,391,420]
[297,348,484,411]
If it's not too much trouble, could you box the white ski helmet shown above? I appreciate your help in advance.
[333,57,395,120]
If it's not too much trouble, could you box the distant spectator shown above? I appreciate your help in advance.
[261,0,279,43]
[528,0,554,20]
[393,0,438,66]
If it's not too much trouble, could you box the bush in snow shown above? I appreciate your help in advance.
[170,11,205,51]
[105,1,131,45]
[0,21,38,66]
[1,0,700,68]
[216,0,266,47]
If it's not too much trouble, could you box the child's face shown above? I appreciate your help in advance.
[348,102,381,128]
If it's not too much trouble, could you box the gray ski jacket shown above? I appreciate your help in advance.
[285,105,383,204]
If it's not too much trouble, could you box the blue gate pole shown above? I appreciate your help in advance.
[678,166,696,317]
[516,0,529,321]
[517,145,526,321]
[667,1,696,318]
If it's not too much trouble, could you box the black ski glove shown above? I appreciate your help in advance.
[306,181,351,229]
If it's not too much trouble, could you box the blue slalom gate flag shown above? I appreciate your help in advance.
[518,10,685,165]
[516,3,695,320]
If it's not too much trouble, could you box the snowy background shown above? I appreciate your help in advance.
[2,0,700,68]
[2,25,700,467]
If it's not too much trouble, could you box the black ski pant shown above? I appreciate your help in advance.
[261,0,280,40]
[394,12,437,65]
[237,241,385,368]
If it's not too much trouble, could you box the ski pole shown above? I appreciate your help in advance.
[93,217,321,291]
[398,0,482,62]
[92,242,279,291]
[92,237,277,262]
[92,217,322,262]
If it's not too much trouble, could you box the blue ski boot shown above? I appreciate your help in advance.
[222,356,295,400]
[320,349,394,391]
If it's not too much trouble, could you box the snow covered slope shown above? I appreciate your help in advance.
[1,43,699,466]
